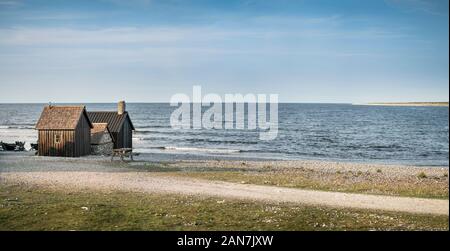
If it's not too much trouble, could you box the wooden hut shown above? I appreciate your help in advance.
[35,105,93,157]
[87,101,135,149]
[90,123,114,155]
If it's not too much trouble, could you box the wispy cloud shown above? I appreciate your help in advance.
[249,14,343,26]
[0,0,447,102]
[386,0,449,16]
[0,23,403,74]
[21,12,98,21]
[0,27,191,45]
[0,0,23,7]
[0,22,410,47]
[99,0,153,8]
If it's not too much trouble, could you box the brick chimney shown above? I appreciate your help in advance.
[118,101,126,115]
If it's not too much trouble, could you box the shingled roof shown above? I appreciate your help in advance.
[87,111,135,132]
[91,122,109,135]
[91,123,113,144]
[36,106,93,130]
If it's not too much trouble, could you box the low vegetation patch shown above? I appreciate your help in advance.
[0,183,448,231]
[417,172,428,179]
[163,169,449,199]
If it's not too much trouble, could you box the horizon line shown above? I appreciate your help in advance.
[0,101,449,105]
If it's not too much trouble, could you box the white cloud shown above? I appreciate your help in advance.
[0,27,267,46]
[0,23,407,73]
[21,12,99,21]
[0,0,22,6]
[0,27,184,45]
[0,23,409,47]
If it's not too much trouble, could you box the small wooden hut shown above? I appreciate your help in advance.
[35,105,93,157]
[90,123,114,155]
[88,101,135,149]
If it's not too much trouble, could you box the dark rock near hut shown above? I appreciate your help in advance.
[90,123,114,155]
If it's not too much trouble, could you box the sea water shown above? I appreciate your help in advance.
[0,103,448,166]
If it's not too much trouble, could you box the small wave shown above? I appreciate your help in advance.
[0,125,35,129]
[133,136,171,141]
[135,130,162,135]
[368,144,406,151]
[135,130,178,136]
[185,138,258,145]
[135,125,170,129]
[240,149,282,154]
[343,144,406,151]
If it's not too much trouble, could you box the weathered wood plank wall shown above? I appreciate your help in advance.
[38,116,91,157]
[38,130,74,157]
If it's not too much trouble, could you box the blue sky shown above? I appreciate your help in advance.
[0,0,448,103]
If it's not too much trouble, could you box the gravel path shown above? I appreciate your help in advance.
[2,171,448,215]
[1,152,448,215]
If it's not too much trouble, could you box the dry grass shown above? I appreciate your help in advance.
[159,168,449,199]
[0,183,448,231]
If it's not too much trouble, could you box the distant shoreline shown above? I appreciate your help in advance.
[355,102,449,107]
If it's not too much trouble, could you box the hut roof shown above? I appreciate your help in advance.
[35,106,93,130]
[91,123,113,144]
[87,111,135,132]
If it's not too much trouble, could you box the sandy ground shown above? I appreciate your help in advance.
[361,103,449,107]
[1,152,449,215]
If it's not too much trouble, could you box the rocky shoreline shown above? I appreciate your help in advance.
[357,102,449,107]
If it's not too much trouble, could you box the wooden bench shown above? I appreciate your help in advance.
[111,148,133,161]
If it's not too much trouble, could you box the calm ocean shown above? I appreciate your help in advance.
[0,103,448,166]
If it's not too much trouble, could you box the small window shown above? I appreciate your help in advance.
[55,134,61,144]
